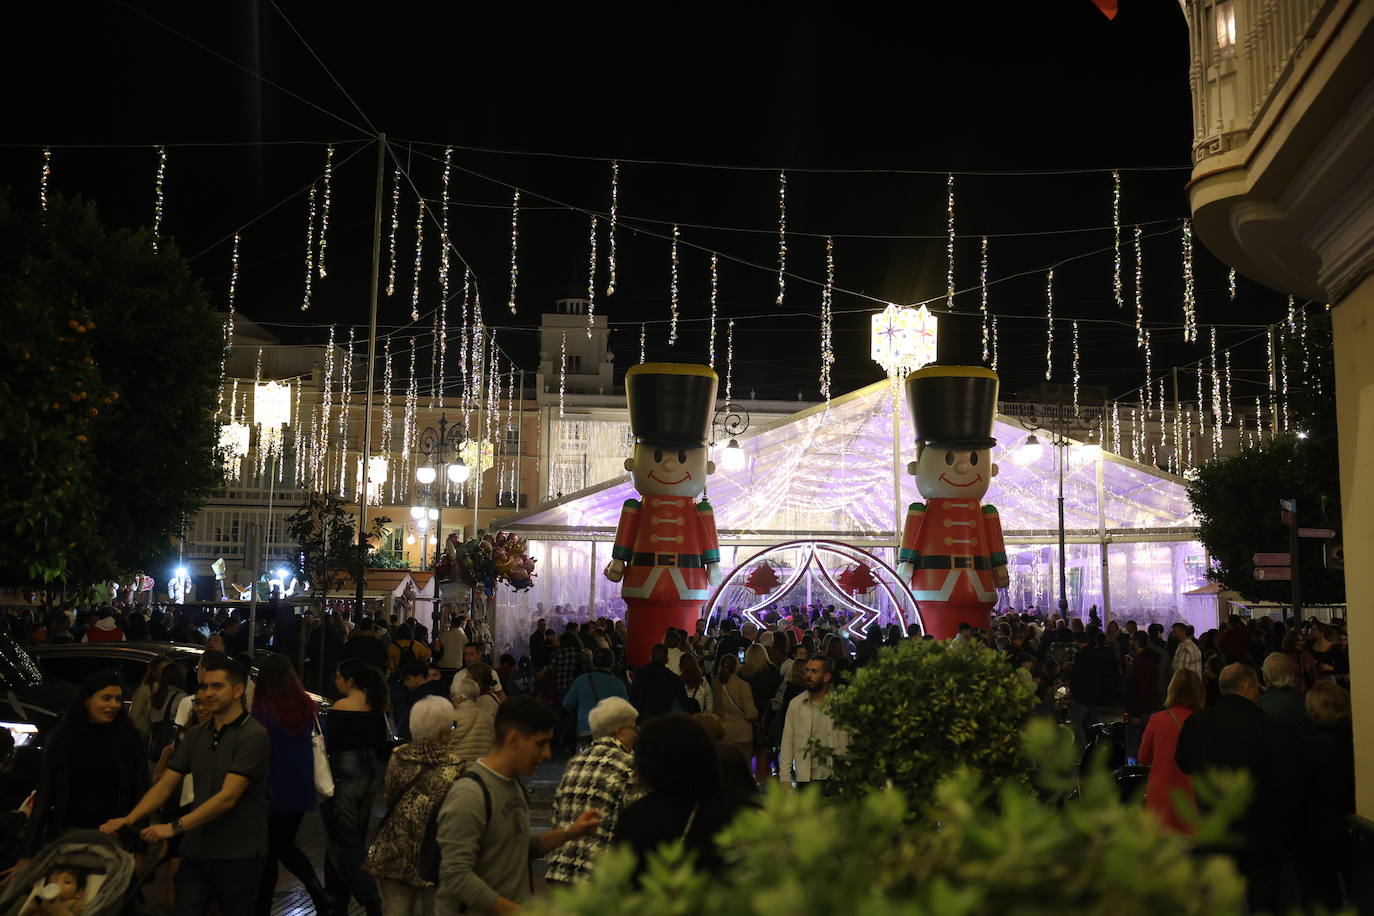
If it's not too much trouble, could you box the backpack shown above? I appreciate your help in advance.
[450,771,533,896]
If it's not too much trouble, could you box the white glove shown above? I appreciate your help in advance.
[707,563,724,587]
[896,561,914,580]
[604,559,625,583]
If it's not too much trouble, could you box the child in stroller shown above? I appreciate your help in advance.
[0,829,161,916]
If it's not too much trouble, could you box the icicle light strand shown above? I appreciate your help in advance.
[1112,170,1123,309]
[980,236,990,361]
[317,145,334,278]
[668,224,680,345]
[1143,329,1153,419]
[410,196,424,321]
[1224,349,1234,423]
[726,318,735,404]
[40,148,51,220]
[1044,269,1054,380]
[558,330,567,417]
[708,253,719,367]
[606,161,619,296]
[228,233,240,312]
[586,214,598,337]
[991,316,999,371]
[1072,320,1081,411]
[386,165,401,296]
[1181,220,1197,342]
[152,146,167,253]
[639,323,646,364]
[1134,225,1144,347]
[821,237,835,401]
[507,190,520,314]
[776,171,787,305]
[1229,267,1237,300]
[301,185,316,311]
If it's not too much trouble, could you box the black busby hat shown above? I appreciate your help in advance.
[625,363,719,448]
[905,364,1000,448]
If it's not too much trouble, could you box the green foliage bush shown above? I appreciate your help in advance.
[529,720,1260,916]
[820,637,1034,813]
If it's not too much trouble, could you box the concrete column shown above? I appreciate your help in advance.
[1332,274,1374,819]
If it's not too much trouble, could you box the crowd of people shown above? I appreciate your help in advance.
[0,598,1358,914]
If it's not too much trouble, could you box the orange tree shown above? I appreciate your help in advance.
[0,190,222,588]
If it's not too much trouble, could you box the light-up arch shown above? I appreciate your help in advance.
[705,540,924,639]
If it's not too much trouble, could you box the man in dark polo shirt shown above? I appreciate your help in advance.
[101,651,269,916]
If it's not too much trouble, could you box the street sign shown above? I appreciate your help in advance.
[1298,527,1336,539]
[1279,499,1296,512]
[1254,567,1292,581]
[1252,553,1291,566]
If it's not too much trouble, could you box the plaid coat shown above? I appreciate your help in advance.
[544,738,639,883]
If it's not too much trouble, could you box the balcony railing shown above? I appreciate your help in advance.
[1188,0,1330,160]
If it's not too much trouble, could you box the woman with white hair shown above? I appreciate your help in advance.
[365,695,464,915]
[544,696,640,884]
[451,673,496,763]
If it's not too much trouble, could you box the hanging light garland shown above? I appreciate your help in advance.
[339,328,355,493]
[726,318,736,405]
[1210,328,1223,450]
[1229,267,1237,300]
[430,302,441,409]
[639,322,646,364]
[946,174,956,310]
[607,160,619,296]
[507,189,520,314]
[381,338,394,500]
[402,337,418,503]
[776,170,787,305]
[318,145,334,278]
[437,149,452,393]
[1044,269,1054,380]
[410,195,424,322]
[1181,220,1197,342]
[228,232,241,312]
[821,237,835,401]
[1224,349,1234,423]
[1286,295,1296,332]
[1072,320,1081,411]
[991,315,999,371]
[1279,324,1290,430]
[301,185,316,311]
[1142,329,1152,419]
[152,145,167,253]
[1267,326,1278,434]
[558,330,567,418]
[386,164,401,296]
[1134,225,1145,347]
[586,214,598,337]
[316,325,336,492]
[980,236,990,362]
[1111,401,1121,456]
[668,223,681,345]
[1112,170,1123,309]
[460,268,472,399]
[708,253,719,367]
[40,148,51,221]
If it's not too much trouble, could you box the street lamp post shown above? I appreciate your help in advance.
[415,414,469,631]
[1014,404,1102,618]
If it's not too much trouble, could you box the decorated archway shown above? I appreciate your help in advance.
[705,539,924,638]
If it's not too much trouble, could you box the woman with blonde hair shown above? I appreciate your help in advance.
[738,644,780,779]
[713,655,758,773]
[1138,667,1205,834]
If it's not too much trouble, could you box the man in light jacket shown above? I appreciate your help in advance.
[1171,622,1203,679]
[779,656,849,794]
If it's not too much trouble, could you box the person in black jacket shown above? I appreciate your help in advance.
[629,644,692,722]
[1174,663,1298,914]
[1067,629,1119,746]
[25,670,149,859]
[1294,682,1354,910]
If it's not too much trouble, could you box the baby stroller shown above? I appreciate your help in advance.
[0,829,162,916]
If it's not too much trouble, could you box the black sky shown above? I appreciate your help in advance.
[1,1,1294,404]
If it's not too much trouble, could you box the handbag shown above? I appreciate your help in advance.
[312,716,335,799]
[722,679,762,745]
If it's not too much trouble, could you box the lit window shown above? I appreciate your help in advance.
[1216,1,1236,51]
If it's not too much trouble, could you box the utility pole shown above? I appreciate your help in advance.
[355,133,387,617]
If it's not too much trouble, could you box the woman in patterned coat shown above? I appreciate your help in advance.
[544,697,640,885]
[365,696,466,916]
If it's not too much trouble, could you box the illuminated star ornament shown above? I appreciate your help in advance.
[869,303,938,380]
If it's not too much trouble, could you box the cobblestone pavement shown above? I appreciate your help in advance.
[269,753,568,915]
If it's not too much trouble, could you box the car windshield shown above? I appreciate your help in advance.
[0,632,44,688]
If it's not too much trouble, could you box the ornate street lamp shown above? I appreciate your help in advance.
[415,414,470,572]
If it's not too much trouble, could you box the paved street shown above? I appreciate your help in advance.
[269,754,567,915]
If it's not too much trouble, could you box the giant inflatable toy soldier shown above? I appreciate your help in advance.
[895,365,1009,639]
[604,363,723,666]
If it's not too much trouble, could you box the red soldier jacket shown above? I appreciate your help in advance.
[611,496,720,602]
[898,498,1007,572]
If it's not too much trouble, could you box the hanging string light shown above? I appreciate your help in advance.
[945,174,956,310]
[430,303,441,410]
[410,195,424,322]
[1159,378,1170,471]
[381,338,394,500]
[1267,326,1278,434]
[639,322,646,364]
[1224,349,1234,423]
[558,330,567,418]
[821,237,835,401]
[436,150,452,395]
[339,328,355,493]
[1044,269,1054,380]
[460,268,472,399]
[1210,328,1223,450]
[586,214,598,337]
[1181,220,1197,342]
[991,316,999,371]
[1112,170,1123,309]
[726,318,736,405]
[151,145,167,253]
[386,165,401,296]
[507,190,521,314]
[708,253,719,367]
[1133,225,1145,347]
[301,185,316,311]
[1279,324,1290,430]
[980,236,990,362]
[1142,329,1153,419]
[316,325,336,492]
[1299,305,1310,377]
[1286,295,1296,332]
[403,337,418,502]
[775,170,787,305]
[668,224,680,345]
[228,232,241,312]
[1229,267,1237,300]
[607,161,619,296]
[317,145,334,278]
[40,148,51,221]
[1072,320,1081,411]
[1111,402,1121,456]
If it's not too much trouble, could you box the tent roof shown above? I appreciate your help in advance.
[501,379,1197,540]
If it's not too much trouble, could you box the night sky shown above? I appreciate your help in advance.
[2,1,1295,404]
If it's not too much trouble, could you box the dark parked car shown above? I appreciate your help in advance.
[0,633,73,806]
